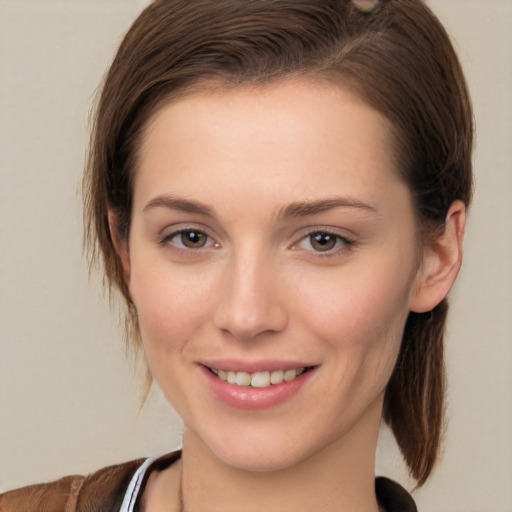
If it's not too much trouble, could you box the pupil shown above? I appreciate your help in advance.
[311,233,335,251]
[182,231,206,248]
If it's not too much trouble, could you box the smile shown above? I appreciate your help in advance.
[208,367,310,388]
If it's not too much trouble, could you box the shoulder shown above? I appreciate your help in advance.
[0,456,152,512]
[1,459,413,512]
[0,474,85,512]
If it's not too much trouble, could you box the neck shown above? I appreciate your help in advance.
[180,405,383,512]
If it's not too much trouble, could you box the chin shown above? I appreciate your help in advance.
[191,421,336,474]
[214,443,308,473]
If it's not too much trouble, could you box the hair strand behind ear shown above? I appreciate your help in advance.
[384,299,448,485]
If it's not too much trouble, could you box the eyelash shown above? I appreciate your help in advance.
[159,228,354,257]
[159,228,218,252]
[295,230,354,258]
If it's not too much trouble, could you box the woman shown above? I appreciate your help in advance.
[0,0,472,510]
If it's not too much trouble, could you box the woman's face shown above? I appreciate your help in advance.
[122,79,424,471]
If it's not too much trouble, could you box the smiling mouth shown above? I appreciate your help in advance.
[207,367,314,388]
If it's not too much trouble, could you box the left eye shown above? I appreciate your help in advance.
[299,232,347,252]
[166,229,214,249]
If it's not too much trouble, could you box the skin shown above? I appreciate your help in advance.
[112,79,465,511]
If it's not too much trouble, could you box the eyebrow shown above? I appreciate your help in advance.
[143,195,214,216]
[143,194,377,219]
[278,197,377,219]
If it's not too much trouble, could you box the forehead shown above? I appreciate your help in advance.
[139,76,394,155]
[135,78,405,216]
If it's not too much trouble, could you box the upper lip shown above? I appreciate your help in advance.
[199,359,317,373]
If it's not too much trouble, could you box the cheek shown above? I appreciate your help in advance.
[129,257,217,357]
[294,259,414,379]
[303,266,410,334]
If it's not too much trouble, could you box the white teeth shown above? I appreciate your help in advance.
[235,372,252,386]
[211,367,307,388]
[270,370,284,384]
[284,369,297,381]
[251,371,271,388]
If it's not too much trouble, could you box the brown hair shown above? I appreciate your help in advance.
[83,0,473,486]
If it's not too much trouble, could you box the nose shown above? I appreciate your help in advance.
[213,254,288,341]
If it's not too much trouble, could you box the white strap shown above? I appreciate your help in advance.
[119,456,158,512]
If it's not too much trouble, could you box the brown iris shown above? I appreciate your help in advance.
[180,230,208,248]
[309,232,338,252]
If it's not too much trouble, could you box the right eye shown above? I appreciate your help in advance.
[162,229,216,250]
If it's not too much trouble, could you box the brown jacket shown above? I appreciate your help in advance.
[0,452,180,512]
[0,452,417,512]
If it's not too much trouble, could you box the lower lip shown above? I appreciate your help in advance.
[200,366,315,410]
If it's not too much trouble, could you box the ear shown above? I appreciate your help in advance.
[409,200,466,313]
[108,211,131,283]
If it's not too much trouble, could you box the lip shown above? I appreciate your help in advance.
[199,362,317,411]
[199,358,313,373]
